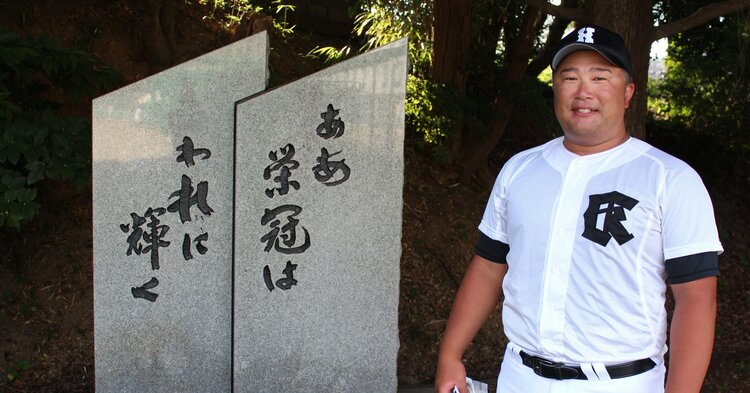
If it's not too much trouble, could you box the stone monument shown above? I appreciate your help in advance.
[92,32,269,392]
[232,38,408,392]
[93,30,407,392]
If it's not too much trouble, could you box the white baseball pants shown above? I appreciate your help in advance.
[495,342,666,393]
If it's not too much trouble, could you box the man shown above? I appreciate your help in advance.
[435,24,722,393]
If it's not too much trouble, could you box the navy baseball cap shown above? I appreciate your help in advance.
[551,24,633,76]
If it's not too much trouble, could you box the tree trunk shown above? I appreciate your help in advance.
[432,0,472,161]
[458,4,544,184]
[526,0,577,77]
[143,0,178,72]
[586,0,653,139]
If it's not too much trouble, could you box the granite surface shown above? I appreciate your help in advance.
[92,32,269,392]
[233,38,408,392]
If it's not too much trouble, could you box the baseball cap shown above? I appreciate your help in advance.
[551,24,633,76]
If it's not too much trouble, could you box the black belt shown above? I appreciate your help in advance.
[519,351,656,380]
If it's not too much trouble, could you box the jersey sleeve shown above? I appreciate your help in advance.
[661,166,723,260]
[475,232,510,263]
[478,162,510,244]
[665,251,719,284]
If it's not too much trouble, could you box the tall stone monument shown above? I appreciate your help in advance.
[93,32,269,392]
[233,38,408,392]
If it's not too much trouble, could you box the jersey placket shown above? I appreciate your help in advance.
[538,157,591,357]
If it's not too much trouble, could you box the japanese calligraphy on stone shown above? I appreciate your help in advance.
[119,136,214,302]
[260,104,353,292]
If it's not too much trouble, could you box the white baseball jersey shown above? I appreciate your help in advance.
[478,137,723,363]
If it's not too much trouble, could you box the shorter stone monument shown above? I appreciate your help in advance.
[92,32,269,392]
[233,38,408,392]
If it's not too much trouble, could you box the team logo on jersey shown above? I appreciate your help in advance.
[582,191,639,247]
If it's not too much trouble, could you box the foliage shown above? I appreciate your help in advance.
[509,75,559,137]
[272,0,296,36]
[649,5,750,183]
[537,66,553,86]
[308,1,453,157]
[198,0,295,35]
[354,0,432,66]
[0,29,119,228]
[405,75,453,161]
[200,0,263,24]
[307,44,353,63]
[310,0,748,173]
[311,1,497,157]
[309,0,432,70]
[649,9,750,145]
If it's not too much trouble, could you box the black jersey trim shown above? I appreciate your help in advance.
[475,232,509,264]
[666,251,719,284]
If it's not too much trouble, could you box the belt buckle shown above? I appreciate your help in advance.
[532,356,579,380]
[532,357,557,376]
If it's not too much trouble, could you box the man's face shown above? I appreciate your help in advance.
[552,50,635,149]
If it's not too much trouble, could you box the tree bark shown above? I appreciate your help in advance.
[587,0,654,139]
[526,0,577,77]
[655,0,750,39]
[458,4,545,183]
[432,0,472,161]
[143,0,178,72]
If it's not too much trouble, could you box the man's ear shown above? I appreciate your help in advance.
[624,83,635,108]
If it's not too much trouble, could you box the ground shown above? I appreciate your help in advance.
[1,1,749,392]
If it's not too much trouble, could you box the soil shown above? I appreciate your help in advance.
[1,1,748,392]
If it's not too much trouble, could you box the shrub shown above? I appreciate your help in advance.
[0,29,119,228]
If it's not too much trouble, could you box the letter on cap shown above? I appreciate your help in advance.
[577,27,595,44]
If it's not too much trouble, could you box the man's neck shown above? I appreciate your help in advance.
[562,132,631,156]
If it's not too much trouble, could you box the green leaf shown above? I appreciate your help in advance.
[19,188,37,203]
[6,147,19,165]
[10,174,25,188]
[31,125,49,146]
[0,100,21,119]
[4,188,19,201]
[0,47,39,72]
[1,170,14,186]
[20,200,39,219]
[0,27,119,228]
[25,160,45,185]
[5,212,22,228]
[3,123,15,143]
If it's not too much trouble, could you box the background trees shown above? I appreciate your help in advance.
[6,1,747,230]
[1,2,748,390]
[339,0,750,182]
[648,2,750,192]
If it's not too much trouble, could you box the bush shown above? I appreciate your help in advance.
[647,13,750,187]
[0,29,119,228]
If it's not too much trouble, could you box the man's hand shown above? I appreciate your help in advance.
[435,357,467,393]
[435,256,507,393]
